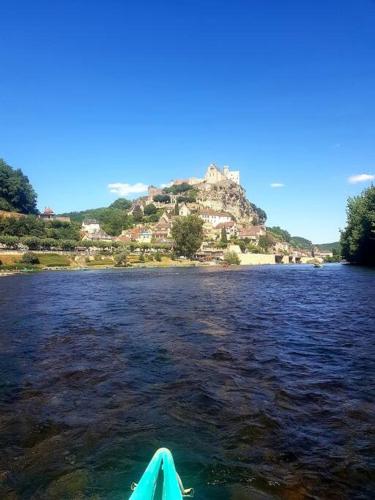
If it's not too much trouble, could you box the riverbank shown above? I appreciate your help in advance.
[0,250,326,277]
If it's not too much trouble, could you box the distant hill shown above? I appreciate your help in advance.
[290,236,312,249]
[315,242,340,251]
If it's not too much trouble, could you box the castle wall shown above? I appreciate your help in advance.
[239,253,276,265]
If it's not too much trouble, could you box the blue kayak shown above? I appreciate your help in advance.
[129,448,193,499]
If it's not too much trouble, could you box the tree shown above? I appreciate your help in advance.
[21,252,40,265]
[340,185,375,266]
[171,215,204,258]
[258,233,276,252]
[114,250,129,267]
[109,198,132,210]
[220,228,228,244]
[0,159,38,214]
[250,203,267,224]
[132,205,144,223]
[267,226,291,242]
[290,236,313,249]
[153,194,171,203]
[224,251,240,265]
[144,203,157,215]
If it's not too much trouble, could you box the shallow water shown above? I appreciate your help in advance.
[0,265,374,499]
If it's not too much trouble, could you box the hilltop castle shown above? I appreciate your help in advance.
[169,163,240,188]
[204,164,240,185]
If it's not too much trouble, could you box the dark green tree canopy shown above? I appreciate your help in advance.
[144,203,157,215]
[290,236,312,249]
[267,226,291,242]
[153,194,171,203]
[0,159,38,214]
[340,185,375,266]
[109,198,132,210]
[171,215,204,258]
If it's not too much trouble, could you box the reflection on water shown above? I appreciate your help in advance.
[0,265,374,499]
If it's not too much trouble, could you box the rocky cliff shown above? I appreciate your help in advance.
[196,180,262,224]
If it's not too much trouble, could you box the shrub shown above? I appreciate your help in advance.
[21,252,40,265]
[114,251,129,267]
[224,251,240,265]
[155,252,162,262]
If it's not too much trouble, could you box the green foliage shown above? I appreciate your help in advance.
[155,252,162,262]
[220,228,228,244]
[171,215,204,258]
[132,205,144,223]
[109,198,132,210]
[144,203,157,215]
[61,207,133,236]
[224,251,240,265]
[267,226,291,242]
[21,236,41,250]
[247,243,259,253]
[250,203,267,224]
[290,236,313,249]
[0,235,20,248]
[0,216,80,240]
[153,194,171,203]
[316,241,340,252]
[114,250,129,267]
[258,233,276,251]
[176,189,197,203]
[0,159,38,214]
[139,253,145,263]
[21,252,40,265]
[340,185,375,266]
[164,183,191,195]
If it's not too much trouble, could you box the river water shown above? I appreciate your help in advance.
[0,265,374,499]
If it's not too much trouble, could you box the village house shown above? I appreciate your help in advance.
[178,202,191,217]
[216,221,238,238]
[238,225,266,244]
[117,225,153,244]
[81,219,112,241]
[199,208,233,227]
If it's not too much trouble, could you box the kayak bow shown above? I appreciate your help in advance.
[130,448,193,499]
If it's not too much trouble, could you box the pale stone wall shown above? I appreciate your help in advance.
[239,253,276,265]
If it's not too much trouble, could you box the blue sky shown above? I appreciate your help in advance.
[1,0,374,243]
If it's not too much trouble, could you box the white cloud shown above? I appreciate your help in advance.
[270,182,285,188]
[348,173,374,184]
[108,182,148,196]
[160,181,173,188]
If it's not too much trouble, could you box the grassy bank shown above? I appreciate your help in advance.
[0,252,199,274]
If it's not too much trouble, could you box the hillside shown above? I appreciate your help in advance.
[315,242,340,252]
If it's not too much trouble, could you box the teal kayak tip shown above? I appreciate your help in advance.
[129,447,194,499]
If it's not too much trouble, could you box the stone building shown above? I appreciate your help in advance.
[199,208,233,227]
[39,207,71,223]
[204,163,240,185]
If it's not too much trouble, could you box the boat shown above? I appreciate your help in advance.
[129,448,193,499]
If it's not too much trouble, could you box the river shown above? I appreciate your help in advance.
[0,265,374,499]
